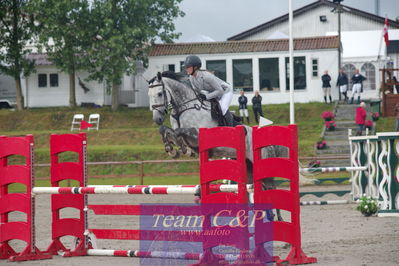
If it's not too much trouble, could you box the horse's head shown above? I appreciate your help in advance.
[148,72,168,125]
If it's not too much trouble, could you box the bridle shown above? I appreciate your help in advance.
[149,75,211,128]
[149,81,169,115]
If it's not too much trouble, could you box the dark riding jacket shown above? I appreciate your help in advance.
[238,95,248,109]
[336,73,349,86]
[321,74,331,88]
[252,95,262,109]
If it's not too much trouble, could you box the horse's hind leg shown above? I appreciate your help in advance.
[262,178,283,221]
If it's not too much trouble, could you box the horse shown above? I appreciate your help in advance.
[148,71,285,221]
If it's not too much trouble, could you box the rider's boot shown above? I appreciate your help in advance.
[223,112,240,127]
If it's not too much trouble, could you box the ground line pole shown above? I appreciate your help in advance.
[289,0,294,124]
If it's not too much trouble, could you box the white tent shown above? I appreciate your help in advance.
[327,29,399,59]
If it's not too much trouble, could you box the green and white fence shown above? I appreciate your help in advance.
[349,131,399,217]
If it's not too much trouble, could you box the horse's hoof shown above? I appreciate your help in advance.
[185,147,193,157]
[168,149,179,158]
[165,144,173,153]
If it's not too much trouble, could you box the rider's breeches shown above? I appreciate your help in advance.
[322,86,331,97]
[219,90,233,115]
[351,83,362,98]
[239,109,249,117]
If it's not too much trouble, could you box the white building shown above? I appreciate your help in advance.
[20,54,149,108]
[147,36,339,105]
[3,0,399,108]
[146,0,399,105]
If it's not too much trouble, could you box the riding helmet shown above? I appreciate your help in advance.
[184,55,202,69]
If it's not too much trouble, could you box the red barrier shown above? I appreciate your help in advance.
[0,126,318,265]
[0,135,51,261]
[193,126,253,266]
[45,133,88,257]
[252,125,317,265]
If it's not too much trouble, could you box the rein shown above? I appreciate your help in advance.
[149,77,210,128]
[149,82,168,115]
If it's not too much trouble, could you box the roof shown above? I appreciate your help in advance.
[26,53,52,65]
[387,40,399,54]
[149,36,339,57]
[228,0,399,41]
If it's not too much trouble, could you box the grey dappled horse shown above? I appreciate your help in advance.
[148,71,285,220]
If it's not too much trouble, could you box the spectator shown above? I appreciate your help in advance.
[393,76,399,94]
[336,68,349,101]
[321,70,332,104]
[252,91,264,124]
[238,90,250,124]
[395,103,399,131]
[350,69,367,104]
[355,102,367,136]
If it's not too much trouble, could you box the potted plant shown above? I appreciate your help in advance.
[321,111,334,121]
[356,195,378,216]
[308,160,321,167]
[325,120,336,131]
[316,140,327,150]
[365,120,373,130]
[371,112,380,121]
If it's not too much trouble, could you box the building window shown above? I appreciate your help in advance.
[285,56,307,90]
[361,63,376,90]
[259,58,279,92]
[49,73,59,87]
[163,64,175,72]
[342,64,356,85]
[233,59,253,92]
[312,59,318,77]
[180,61,185,72]
[206,60,227,81]
[38,74,47,87]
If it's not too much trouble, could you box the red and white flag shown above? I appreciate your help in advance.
[80,120,93,130]
[383,17,389,46]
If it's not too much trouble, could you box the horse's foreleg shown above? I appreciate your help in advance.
[159,125,180,158]
[175,128,199,157]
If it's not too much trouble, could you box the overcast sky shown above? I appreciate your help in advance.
[174,0,399,42]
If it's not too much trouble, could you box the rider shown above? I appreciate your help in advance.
[184,55,237,126]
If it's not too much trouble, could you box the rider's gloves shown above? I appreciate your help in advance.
[199,93,207,101]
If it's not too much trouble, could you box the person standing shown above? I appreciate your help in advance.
[393,76,399,94]
[355,102,367,136]
[238,90,250,124]
[252,91,263,124]
[336,68,349,101]
[395,103,399,131]
[350,69,367,104]
[321,70,332,104]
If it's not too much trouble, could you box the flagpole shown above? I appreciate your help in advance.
[377,28,383,61]
[378,15,389,61]
[289,0,294,124]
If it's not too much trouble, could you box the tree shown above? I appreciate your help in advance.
[86,0,184,111]
[0,0,37,110]
[29,0,92,107]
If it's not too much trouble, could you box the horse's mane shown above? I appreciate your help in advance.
[161,71,186,81]
[161,71,192,89]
